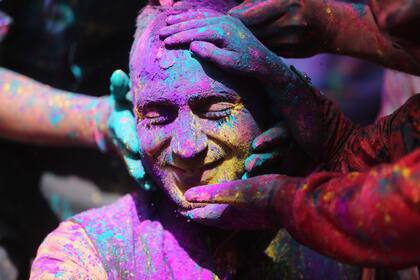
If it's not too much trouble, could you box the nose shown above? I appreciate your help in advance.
[171,114,208,170]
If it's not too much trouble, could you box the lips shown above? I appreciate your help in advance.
[167,157,224,190]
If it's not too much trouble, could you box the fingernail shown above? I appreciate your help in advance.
[110,69,127,87]
[251,138,260,150]
[244,155,257,172]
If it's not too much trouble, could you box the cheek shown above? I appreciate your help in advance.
[137,125,170,159]
[205,109,262,151]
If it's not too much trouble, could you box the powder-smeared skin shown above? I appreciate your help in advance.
[0,67,145,182]
[185,94,420,268]
[29,1,420,279]
[131,7,268,211]
[0,67,113,150]
[160,5,420,267]
[32,1,360,279]
[228,0,420,75]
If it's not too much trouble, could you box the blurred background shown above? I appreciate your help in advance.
[0,0,384,279]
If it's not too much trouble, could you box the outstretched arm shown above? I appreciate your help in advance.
[0,67,109,148]
[0,67,151,188]
[186,149,420,268]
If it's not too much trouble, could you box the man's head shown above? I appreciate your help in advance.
[130,1,271,209]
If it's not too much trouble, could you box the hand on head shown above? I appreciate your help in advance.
[160,10,288,79]
[228,0,331,57]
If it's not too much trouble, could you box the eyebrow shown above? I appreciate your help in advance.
[188,89,240,103]
[137,97,174,108]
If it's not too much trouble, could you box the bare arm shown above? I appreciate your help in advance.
[0,67,110,147]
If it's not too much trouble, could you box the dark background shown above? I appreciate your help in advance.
[0,1,145,278]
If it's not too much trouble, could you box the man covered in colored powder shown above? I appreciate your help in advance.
[31,0,419,279]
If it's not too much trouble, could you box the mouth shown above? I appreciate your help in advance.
[167,157,225,190]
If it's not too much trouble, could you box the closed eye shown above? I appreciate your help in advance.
[195,101,235,120]
[139,103,177,126]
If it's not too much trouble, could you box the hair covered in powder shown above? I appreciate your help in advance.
[129,0,240,88]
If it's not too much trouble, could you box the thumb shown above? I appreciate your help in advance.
[228,0,251,19]
[110,69,130,102]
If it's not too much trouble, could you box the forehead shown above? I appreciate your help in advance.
[130,11,242,105]
[136,48,239,104]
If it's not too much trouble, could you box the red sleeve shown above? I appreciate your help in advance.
[325,94,420,172]
[275,148,420,268]
[272,95,420,268]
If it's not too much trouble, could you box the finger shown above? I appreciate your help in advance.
[164,27,225,47]
[110,69,130,102]
[123,156,146,182]
[166,11,221,25]
[252,123,290,152]
[181,203,275,230]
[181,204,229,221]
[160,17,221,39]
[184,175,280,207]
[229,0,285,26]
[190,41,239,72]
[244,151,284,174]
[109,110,139,154]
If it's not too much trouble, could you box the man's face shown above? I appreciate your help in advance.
[132,42,269,209]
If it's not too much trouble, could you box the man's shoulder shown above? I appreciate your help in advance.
[67,191,155,274]
[70,191,152,235]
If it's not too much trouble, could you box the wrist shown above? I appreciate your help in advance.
[91,96,112,152]
[315,0,343,54]
[270,175,302,227]
[258,52,295,87]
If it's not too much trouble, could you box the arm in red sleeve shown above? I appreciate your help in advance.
[325,94,420,172]
[185,148,420,267]
[274,148,420,269]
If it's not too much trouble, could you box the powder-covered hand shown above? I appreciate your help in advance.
[160,11,289,80]
[228,0,332,57]
[245,122,291,176]
[107,69,153,190]
[182,174,294,230]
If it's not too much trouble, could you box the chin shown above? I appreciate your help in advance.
[160,176,205,210]
[169,173,245,211]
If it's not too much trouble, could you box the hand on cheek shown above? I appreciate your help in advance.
[245,122,292,176]
[182,174,287,229]
[108,70,154,190]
